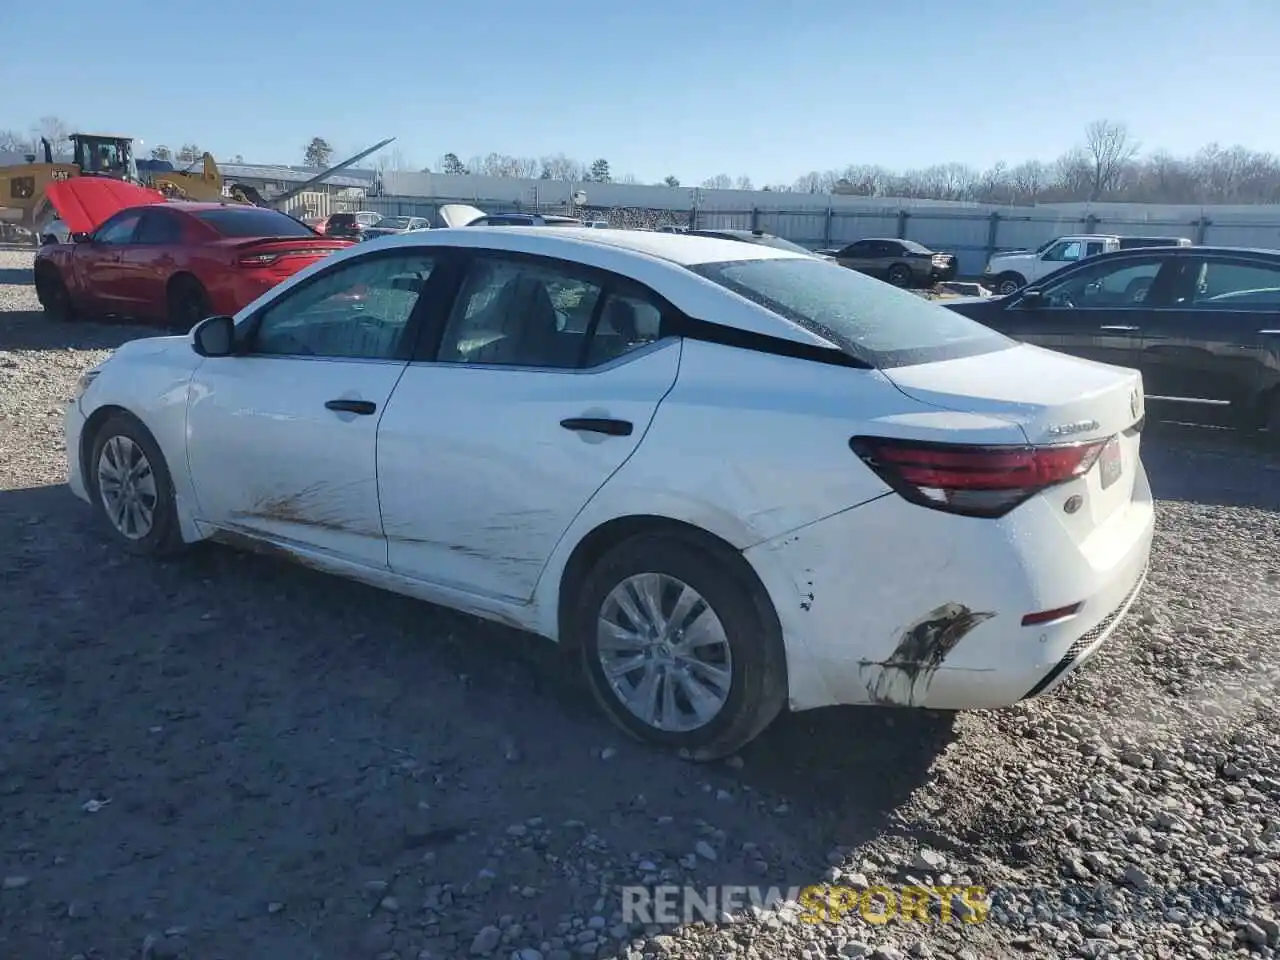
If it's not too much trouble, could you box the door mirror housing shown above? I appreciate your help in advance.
[71,232,93,244]
[191,315,236,356]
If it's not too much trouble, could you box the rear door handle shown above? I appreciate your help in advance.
[1099,325,1139,332]
[560,417,633,437]
[325,399,377,415]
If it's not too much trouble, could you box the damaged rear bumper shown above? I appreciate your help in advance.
[742,463,1155,712]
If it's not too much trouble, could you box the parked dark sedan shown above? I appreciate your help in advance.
[818,237,958,288]
[942,245,1280,437]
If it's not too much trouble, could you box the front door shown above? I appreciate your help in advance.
[998,254,1174,368]
[81,209,146,313]
[184,249,439,567]
[377,251,680,602]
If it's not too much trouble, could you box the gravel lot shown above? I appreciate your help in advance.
[1,246,1278,960]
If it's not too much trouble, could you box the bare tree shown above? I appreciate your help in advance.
[733,175,754,191]
[1084,120,1139,200]
[663,175,680,187]
[538,153,585,181]
[701,174,732,190]
[0,130,33,155]
[30,116,72,157]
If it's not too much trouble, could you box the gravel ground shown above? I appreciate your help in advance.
[1,246,1278,960]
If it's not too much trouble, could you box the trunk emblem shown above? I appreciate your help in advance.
[1046,419,1100,437]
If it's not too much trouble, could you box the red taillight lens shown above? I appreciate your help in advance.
[236,248,334,267]
[849,436,1108,518]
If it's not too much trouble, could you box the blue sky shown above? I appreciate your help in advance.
[2,0,1277,185]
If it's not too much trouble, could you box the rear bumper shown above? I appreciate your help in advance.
[744,460,1156,712]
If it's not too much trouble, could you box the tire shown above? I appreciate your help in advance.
[35,267,74,322]
[88,413,186,557]
[572,534,788,761]
[886,263,913,287]
[167,275,210,332]
[994,273,1025,296]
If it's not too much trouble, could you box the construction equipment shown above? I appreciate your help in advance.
[1,132,395,240]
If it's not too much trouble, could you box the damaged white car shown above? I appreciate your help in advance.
[65,226,1154,759]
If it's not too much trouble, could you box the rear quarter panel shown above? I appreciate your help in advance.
[529,338,1029,637]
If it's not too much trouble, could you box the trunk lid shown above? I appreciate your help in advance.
[881,342,1143,445]
[879,343,1145,530]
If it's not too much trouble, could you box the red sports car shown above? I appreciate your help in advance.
[34,179,354,328]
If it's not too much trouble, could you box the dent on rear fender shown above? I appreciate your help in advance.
[857,603,996,706]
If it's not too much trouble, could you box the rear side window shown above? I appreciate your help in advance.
[1188,259,1280,310]
[690,256,1012,368]
[192,208,316,238]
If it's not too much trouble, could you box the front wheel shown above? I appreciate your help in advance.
[573,534,787,761]
[89,414,186,557]
[994,273,1026,296]
[35,268,74,321]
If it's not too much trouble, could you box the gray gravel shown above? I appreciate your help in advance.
[1,246,1278,960]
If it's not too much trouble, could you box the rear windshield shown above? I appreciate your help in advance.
[193,208,317,238]
[690,256,1012,368]
[375,217,412,229]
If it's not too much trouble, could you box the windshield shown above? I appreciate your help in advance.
[192,208,317,238]
[690,256,1012,368]
[1034,239,1056,254]
[900,239,932,254]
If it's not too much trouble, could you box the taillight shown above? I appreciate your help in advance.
[849,436,1108,518]
[236,248,334,267]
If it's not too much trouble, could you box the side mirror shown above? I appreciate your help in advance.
[1018,289,1045,309]
[191,315,236,356]
[71,232,92,244]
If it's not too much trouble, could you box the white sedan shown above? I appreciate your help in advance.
[65,227,1154,759]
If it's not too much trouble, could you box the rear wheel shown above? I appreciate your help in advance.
[167,276,210,332]
[572,534,788,761]
[994,273,1026,296]
[887,263,913,287]
[35,267,74,321]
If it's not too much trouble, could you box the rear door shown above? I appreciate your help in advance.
[376,250,679,602]
[1138,254,1280,416]
[996,253,1174,368]
[119,207,185,318]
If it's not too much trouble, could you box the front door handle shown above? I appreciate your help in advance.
[1258,329,1280,335]
[560,417,633,437]
[325,398,377,415]
[1099,325,1139,332]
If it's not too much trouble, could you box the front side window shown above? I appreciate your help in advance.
[134,211,183,245]
[95,212,143,245]
[691,256,1011,368]
[1185,259,1280,310]
[1035,257,1165,309]
[1042,240,1083,262]
[436,256,602,368]
[250,253,435,359]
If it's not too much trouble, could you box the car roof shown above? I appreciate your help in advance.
[412,225,805,266]
[1076,244,1280,262]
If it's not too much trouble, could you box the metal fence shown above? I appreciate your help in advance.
[335,194,1280,278]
